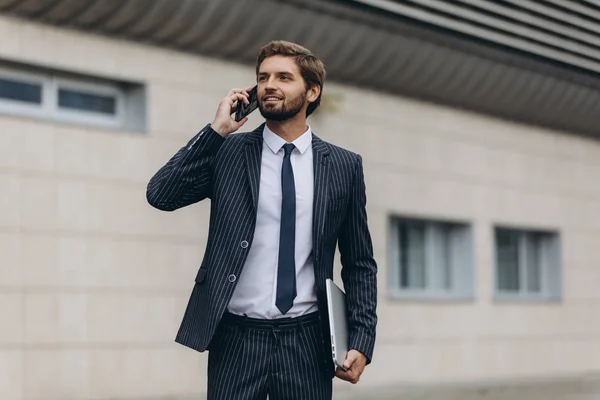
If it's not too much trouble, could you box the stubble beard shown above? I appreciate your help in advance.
[259,91,307,122]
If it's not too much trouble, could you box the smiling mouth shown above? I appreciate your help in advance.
[263,97,283,102]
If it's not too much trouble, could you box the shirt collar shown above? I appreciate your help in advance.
[263,124,312,155]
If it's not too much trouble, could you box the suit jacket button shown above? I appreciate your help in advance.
[240,240,249,248]
[228,274,236,283]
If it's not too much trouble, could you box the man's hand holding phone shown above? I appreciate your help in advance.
[211,87,255,137]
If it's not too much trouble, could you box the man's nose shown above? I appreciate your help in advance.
[265,77,278,90]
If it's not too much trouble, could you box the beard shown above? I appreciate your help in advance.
[258,91,306,121]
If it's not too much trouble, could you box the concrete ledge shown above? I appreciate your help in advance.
[335,373,600,400]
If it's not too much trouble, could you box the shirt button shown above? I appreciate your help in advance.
[228,274,236,283]
[240,240,249,248]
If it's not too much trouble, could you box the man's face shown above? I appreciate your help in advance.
[257,55,308,121]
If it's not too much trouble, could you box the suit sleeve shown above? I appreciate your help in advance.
[338,154,378,364]
[146,124,225,211]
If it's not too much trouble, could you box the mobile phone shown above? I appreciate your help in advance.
[234,85,258,122]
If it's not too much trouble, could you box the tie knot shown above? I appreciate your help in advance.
[283,143,295,156]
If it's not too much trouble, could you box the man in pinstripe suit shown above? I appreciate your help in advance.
[147,41,377,400]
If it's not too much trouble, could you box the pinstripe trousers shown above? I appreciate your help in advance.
[207,312,332,400]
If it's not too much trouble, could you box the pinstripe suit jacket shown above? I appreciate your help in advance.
[146,123,377,376]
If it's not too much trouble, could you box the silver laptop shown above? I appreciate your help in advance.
[325,278,348,371]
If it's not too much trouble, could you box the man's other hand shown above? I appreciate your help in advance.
[334,349,367,384]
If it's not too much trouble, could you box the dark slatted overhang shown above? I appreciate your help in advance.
[1,0,599,138]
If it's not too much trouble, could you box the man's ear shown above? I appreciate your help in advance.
[307,84,321,103]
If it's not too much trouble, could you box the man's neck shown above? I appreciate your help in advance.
[266,116,309,143]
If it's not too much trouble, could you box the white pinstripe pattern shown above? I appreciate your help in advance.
[146,122,377,382]
[207,314,331,400]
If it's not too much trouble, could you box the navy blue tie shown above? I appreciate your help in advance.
[276,143,297,315]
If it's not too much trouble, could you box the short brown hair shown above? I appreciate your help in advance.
[256,40,326,117]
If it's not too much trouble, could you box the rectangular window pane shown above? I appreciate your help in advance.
[399,220,426,289]
[0,77,42,104]
[429,224,452,290]
[441,226,452,289]
[525,234,541,292]
[496,229,520,292]
[58,88,116,115]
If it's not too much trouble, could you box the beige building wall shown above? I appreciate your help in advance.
[1,15,600,400]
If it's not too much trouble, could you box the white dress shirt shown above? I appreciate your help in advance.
[227,124,317,319]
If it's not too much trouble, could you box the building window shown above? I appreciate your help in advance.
[0,76,42,104]
[58,88,117,115]
[389,216,474,300]
[51,77,127,127]
[495,227,561,301]
[0,63,145,131]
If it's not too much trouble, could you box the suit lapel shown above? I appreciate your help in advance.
[244,124,265,213]
[312,134,330,264]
